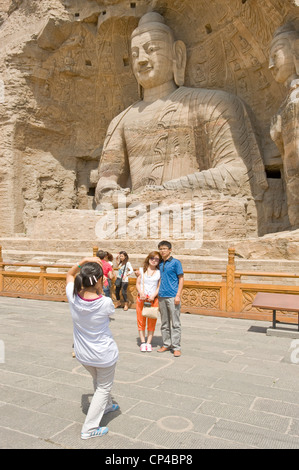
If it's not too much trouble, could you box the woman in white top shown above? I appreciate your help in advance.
[136,251,161,352]
[66,257,119,440]
[115,251,134,311]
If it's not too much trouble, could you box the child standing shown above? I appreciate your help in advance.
[66,257,119,439]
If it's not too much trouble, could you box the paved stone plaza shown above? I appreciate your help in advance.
[1,296,299,449]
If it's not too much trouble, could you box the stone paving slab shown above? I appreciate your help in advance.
[1,296,299,451]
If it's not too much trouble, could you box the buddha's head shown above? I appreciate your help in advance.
[131,12,186,93]
[269,22,299,87]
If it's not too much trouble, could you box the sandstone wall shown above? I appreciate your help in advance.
[0,0,298,236]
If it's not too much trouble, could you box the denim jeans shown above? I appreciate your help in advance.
[115,281,128,302]
[103,285,111,298]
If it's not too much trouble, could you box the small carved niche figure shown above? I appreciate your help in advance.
[269,22,299,228]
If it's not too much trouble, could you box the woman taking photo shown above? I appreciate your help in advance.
[115,251,133,311]
[66,257,119,440]
[136,251,161,352]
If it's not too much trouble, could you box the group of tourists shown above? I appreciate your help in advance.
[65,240,184,440]
[94,249,134,311]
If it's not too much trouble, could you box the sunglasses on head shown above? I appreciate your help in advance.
[150,257,160,262]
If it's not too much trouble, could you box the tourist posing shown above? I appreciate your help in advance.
[96,250,113,298]
[115,251,134,311]
[105,252,115,292]
[66,257,119,440]
[136,251,161,352]
[157,241,184,357]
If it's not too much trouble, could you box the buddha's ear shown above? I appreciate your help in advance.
[138,83,143,99]
[173,40,187,86]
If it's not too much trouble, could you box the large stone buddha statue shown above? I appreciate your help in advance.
[95,12,268,236]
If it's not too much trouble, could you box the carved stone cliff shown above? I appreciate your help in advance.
[0,0,298,259]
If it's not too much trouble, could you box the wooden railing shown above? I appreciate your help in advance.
[0,246,298,323]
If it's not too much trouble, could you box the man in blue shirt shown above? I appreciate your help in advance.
[157,240,184,357]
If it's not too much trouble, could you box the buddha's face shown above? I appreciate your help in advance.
[131,29,174,89]
[269,37,297,84]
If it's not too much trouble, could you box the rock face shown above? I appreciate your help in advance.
[0,0,298,251]
[233,228,299,260]
[0,0,139,235]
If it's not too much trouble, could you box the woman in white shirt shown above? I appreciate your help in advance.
[115,251,134,311]
[66,257,119,440]
[136,251,161,352]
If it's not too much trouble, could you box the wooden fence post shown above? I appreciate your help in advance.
[93,246,98,257]
[226,248,236,312]
[40,265,46,295]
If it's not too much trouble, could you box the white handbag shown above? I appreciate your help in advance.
[142,305,159,319]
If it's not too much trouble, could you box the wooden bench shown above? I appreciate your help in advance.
[252,292,299,331]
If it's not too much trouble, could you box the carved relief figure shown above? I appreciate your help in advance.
[95,12,268,216]
[269,22,299,228]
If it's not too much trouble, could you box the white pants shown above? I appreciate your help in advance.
[81,363,116,433]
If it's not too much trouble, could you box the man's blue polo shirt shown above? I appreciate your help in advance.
[159,256,184,298]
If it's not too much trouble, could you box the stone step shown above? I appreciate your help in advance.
[2,248,299,273]
[1,229,299,279]
[0,237,232,256]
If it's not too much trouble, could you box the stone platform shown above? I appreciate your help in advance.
[1,227,299,288]
[1,231,299,285]
[3,210,298,264]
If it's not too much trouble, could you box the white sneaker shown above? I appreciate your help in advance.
[104,403,119,415]
[146,343,152,352]
[140,343,147,352]
[81,427,108,440]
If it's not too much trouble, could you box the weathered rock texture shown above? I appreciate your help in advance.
[0,0,298,248]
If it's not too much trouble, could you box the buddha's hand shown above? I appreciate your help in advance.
[95,178,130,202]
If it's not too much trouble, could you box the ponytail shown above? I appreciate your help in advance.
[73,262,103,296]
[74,273,83,297]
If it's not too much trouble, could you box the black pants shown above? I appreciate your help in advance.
[115,282,128,302]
